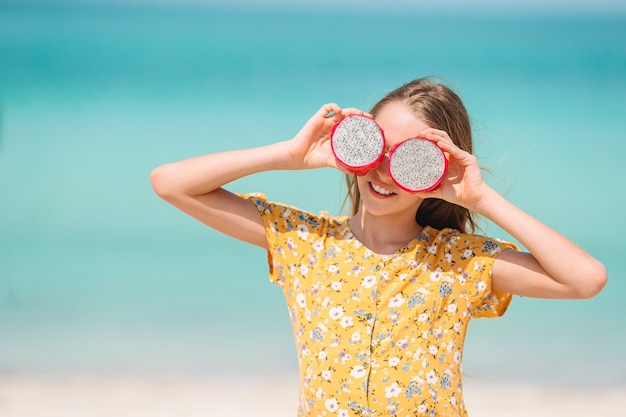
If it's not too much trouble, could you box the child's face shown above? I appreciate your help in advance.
[356,102,430,219]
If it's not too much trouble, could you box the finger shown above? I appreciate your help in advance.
[321,103,342,118]
[340,107,373,119]
[418,129,469,160]
[417,128,453,144]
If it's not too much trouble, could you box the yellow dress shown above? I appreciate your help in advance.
[242,193,516,417]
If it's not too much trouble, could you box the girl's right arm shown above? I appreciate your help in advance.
[150,104,367,249]
[150,142,294,249]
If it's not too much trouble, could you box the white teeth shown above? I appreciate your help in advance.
[371,182,393,195]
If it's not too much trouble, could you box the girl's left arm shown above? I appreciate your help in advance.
[419,128,607,299]
[474,186,607,299]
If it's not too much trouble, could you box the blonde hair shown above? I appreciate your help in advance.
[344,77,477,233]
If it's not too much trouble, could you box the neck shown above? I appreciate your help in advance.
[349,209,423,255]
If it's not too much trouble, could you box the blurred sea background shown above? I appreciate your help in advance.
[1,0,625,393]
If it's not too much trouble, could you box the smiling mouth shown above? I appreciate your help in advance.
[370,182,395,196]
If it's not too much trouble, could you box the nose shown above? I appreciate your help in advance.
[374,152,392,179]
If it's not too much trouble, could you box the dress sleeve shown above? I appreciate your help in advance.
[443,229,518,319]
[237,192,324,288]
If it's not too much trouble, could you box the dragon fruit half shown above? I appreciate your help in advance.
[331,115,386,175]
[388,138,448,192]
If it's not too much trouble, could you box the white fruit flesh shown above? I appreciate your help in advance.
[332,116,385,169]
[389,139,446,192]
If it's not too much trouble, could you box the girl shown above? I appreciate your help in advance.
[150,77,606,416]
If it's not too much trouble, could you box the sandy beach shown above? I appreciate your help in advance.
[0,373,624,417]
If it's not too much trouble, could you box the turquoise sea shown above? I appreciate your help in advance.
[1,4,625,386]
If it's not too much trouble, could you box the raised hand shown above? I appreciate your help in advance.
[414,128,489,212]
[286,103,372,171]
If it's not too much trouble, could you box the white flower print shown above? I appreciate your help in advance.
[328,264,339,274]
[337,351,352,364]
[417,313,428,322]
[389,293,405,308]
[385,382,402,398]
[388,357,400,367]
[329,306,344,320]
[430,269,443,282]
[352,264,365,276]
[287,237,298,252]
[297,223,309,240]
[300,264,309,276]
[458,271,469,284]
[338,410,349,417]
[454,351,461,364]
[397,337,409,349]
[426,370,438,384]
[447,303,457,313]
[296,293,306,308]
[311,283,320,296]
[331,281,343,291]
[433,328,443,340]
[361,275,377,288]
[340,316,353,328]
[474,261,485,272]
[325,398,339,412]
[477,280,488,291]
[321,369,333,381]
[418,404,427,413]
[351,331,361,343]
[318,351,327,361]
[463,248,473,258]
[427,244,438,254]
[312,239,324,252]
[445,253,453,263]
[428,345,438,355]
[350,365,367,379]
[300,343,310,357]
[330,243,343,254]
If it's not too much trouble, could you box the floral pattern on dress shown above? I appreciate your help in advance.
[241,193,516,417]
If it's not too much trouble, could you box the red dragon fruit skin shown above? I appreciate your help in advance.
[331,115,386,176]
[388,138,448,192]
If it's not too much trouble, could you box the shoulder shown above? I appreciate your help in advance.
[423,226,517,258]
[237,192,345,233]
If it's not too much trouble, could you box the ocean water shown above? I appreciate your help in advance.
[1,4,625,386]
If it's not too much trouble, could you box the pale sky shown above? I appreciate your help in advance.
[9,0,626,14]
